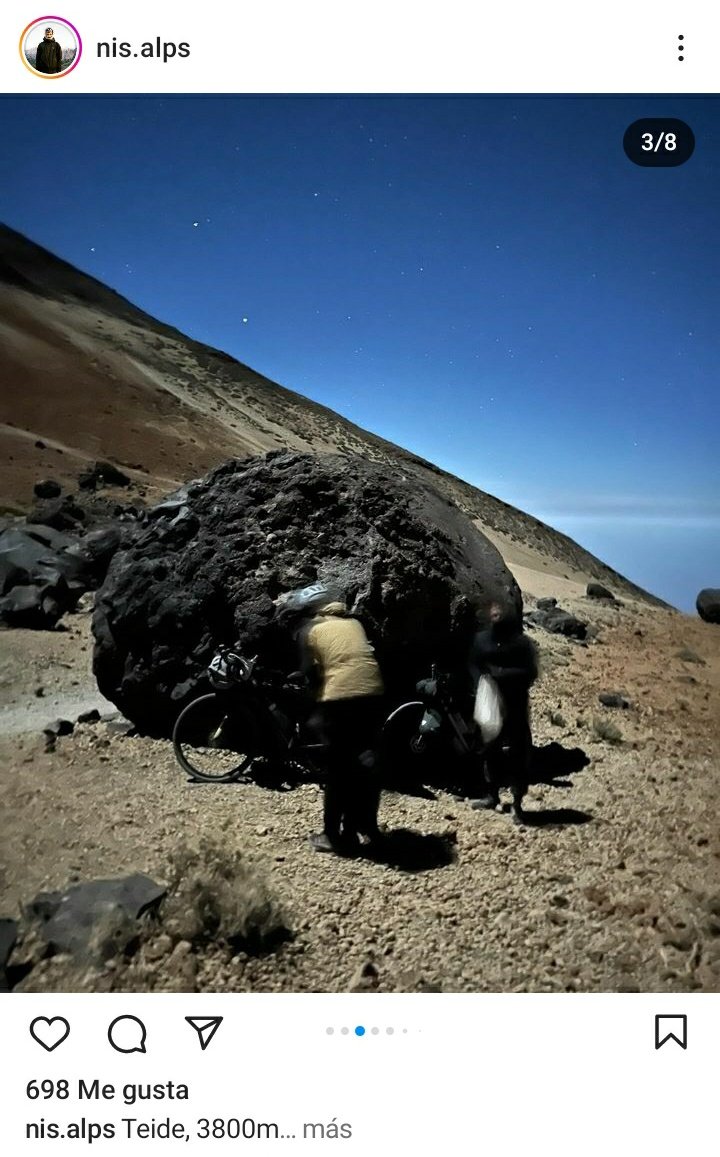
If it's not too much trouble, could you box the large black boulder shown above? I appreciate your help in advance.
[696,588,720,625]
[93,451,521,735]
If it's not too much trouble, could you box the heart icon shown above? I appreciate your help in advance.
[30,1016,71,1052]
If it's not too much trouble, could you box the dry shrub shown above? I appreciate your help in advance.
[593,717,623,745]
[163,835,289,953]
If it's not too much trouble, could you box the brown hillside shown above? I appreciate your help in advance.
[0,224,663,606]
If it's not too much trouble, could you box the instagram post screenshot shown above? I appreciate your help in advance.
[0,1,718,1152]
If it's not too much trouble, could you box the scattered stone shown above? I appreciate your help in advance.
[587,582,615,600]
[43,718,75,739]
[526,607,587,639]
[77,709,101,725]
[78,461,131,491]
[349,959,380,992]
[33,479,62,500]
[28,495,86,532]
[599,692,632,709]
[696,589,720,625]
[0,522,119,629]
[676,648,706,665]
[105,718,135,737]
[536,597,557,610]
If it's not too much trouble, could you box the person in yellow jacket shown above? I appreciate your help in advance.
[276,583,385,854]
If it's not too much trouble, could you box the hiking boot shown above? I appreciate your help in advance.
[309,832,336,853]
[309,831,360,856]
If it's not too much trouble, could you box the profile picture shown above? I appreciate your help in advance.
[20,16,82,78]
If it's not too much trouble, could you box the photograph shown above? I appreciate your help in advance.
[0,95,718,995]
[21,18,80,77]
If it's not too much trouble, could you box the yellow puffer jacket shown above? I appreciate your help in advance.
[305,602,384,702]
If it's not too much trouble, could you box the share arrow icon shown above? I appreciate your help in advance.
[185,1016,223,1051]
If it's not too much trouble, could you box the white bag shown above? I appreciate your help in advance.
[473,674,505,744]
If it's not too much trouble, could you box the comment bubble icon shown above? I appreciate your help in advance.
[108,1014,147,1054]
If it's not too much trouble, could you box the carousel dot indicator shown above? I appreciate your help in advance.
[355,1026,365,1036]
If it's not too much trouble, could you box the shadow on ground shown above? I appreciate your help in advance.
[519,807,593,828]
[363,829,457,872]
[529,742,591,786]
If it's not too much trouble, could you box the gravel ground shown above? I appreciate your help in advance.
[1,599,719,993]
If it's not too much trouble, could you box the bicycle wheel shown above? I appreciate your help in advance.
[173,694,260,783]
[382,701,429,762]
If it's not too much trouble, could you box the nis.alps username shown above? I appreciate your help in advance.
[97,37,190,63]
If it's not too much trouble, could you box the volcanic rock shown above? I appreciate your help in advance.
[77,708,101,725]
[43,719,75,740]
[33,479,62,499]
[78,460,131,491]
[25,874,166,958]
[0,581,67,629]
[526,606,588,639]
[587,582,615,600]
[696,588,720,625]
[93,451,521,735]
[27,495,86,532]
[599,692,631,710]
[0,522,124,629]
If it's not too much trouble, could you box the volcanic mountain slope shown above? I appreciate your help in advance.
[0,223,661,606]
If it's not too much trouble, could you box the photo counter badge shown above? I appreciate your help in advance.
[20,16,82,78]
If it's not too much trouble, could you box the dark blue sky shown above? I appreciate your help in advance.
[3,96,718,610]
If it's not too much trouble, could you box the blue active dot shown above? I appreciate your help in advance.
[355,1025,365,1036]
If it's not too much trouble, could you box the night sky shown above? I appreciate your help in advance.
[3,95,718,610]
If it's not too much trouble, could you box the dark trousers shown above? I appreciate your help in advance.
[313,696,384,843]
[483,705,533,811]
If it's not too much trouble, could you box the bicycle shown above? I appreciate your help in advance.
[382,665,480,766]
[172,645,325,784]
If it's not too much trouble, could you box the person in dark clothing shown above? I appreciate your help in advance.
[275,583,385,855]
[35,28,63,74]
[468,601,538,821]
